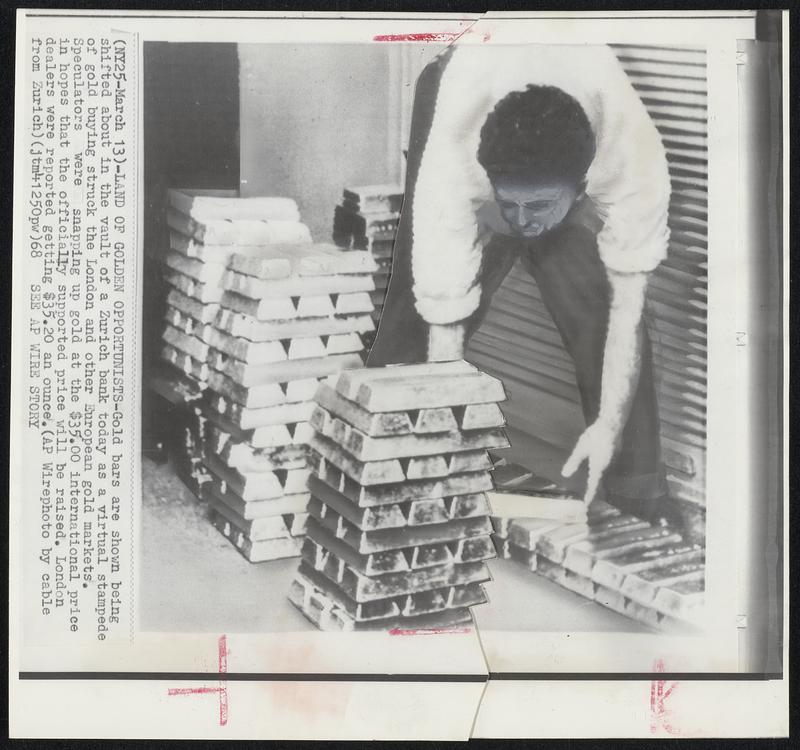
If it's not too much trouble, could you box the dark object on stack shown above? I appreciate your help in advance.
[332,184,404,345]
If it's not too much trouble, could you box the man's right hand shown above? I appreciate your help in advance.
[427,322,466,361]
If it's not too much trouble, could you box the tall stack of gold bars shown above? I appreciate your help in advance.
[158,189,375,561]
[289,360,509,630]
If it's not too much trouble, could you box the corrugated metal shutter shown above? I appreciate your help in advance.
[466,44,708,508]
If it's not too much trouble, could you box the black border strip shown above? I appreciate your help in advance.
[23,13,754,19]
[490,671,782,680]
[17,672,486,682]
[18,670,783,681]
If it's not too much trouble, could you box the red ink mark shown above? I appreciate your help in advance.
[373,32,463,43]
[649,658,681,735]
[373,27,491,43]
[168,635,229,726]
[388,626,471,636]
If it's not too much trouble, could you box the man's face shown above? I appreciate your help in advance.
[492,178,580,238]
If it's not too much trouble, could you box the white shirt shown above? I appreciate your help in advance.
[409,44,671,325]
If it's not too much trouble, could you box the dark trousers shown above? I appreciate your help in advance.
[369,223,668,505]
[463,227,669,504]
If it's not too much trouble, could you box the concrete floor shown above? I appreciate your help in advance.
[140,457,645,635]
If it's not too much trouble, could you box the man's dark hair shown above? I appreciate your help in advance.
[477,85,596,186]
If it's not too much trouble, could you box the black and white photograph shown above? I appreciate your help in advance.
[140,38,724,644]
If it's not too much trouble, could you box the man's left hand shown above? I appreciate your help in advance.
[561,420,620,506]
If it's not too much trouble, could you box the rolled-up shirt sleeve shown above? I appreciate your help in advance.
[410,52,495,324]
[582,48,672,274]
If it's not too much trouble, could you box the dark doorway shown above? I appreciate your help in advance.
[142,42,240,454]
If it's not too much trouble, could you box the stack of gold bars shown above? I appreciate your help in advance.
[492,490,705,631]
[157,189,312,491]
[332,184,403,339]
[289,360,510,630]
[198,242,378,562]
